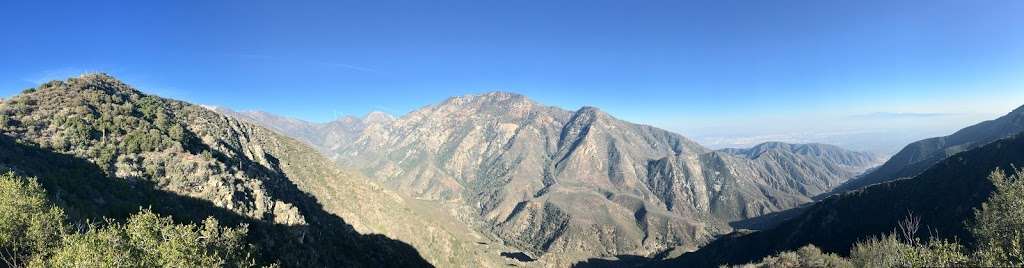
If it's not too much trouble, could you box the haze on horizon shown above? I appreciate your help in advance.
[2,0,1023,154]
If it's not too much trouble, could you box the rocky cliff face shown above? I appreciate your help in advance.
[231,91,883,262]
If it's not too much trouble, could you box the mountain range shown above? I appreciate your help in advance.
[222,91,883,264]
[11,74,1018,267]
[656,114,1024,267]
[643,103,1024,267]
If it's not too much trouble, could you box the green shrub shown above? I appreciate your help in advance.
[62,117,97,145]
[123,129,168,153]
[971,167,1024,266]
[137,96,165,120]
[737,245,852,268]
[0,171,256,268]
[848,233,967,268]
[0,172,68,267]
[44,210,255,268]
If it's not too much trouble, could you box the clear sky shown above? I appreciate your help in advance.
[2,0,1023,153]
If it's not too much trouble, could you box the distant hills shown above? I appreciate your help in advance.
[12,74,973,267]
[224,91,883,264]
[642,103,1024,267]
[832,105,1024,194]
[655,126,1024,267]
[214,108,395,155]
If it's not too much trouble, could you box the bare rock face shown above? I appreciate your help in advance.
[226,91,884,262]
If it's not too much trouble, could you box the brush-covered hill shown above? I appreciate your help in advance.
[0,74,504,267]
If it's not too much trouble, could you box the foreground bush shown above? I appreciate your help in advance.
[42,211,255,268]
[972,167,1024,266]
[0,172,67,267]
[0,171,257,267]
[849,234,967,267]
[733,244,851,268]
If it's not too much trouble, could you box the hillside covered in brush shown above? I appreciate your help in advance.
[0,74,436,267]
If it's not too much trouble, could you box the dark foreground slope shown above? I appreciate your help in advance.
[652,133,1024,267]
[0,74,430,267]
[834,105,1024,194]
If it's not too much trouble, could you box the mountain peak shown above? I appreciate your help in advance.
[577,105,601,113]
[28,73,140,97]
[442,91,530,105]
[70,73,128,88]
[573,106,610,120]
[75,72,118,81]
[332,115,361,124]
[748,141,793,150]
[481,91,524,98]
[561,106,615,135]
[425,91,543,120]
[473,91,531,105]
[363,111,395,124]
[750,141,832,150]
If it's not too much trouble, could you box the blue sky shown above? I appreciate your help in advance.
[2,0,1023,153]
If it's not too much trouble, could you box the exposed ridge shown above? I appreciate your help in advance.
[437,91,534,108]
[363,111,395,124]
[574,106,609,119]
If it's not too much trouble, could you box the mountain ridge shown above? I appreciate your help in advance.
[832,104,1024,194]
[225,90,883,264]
